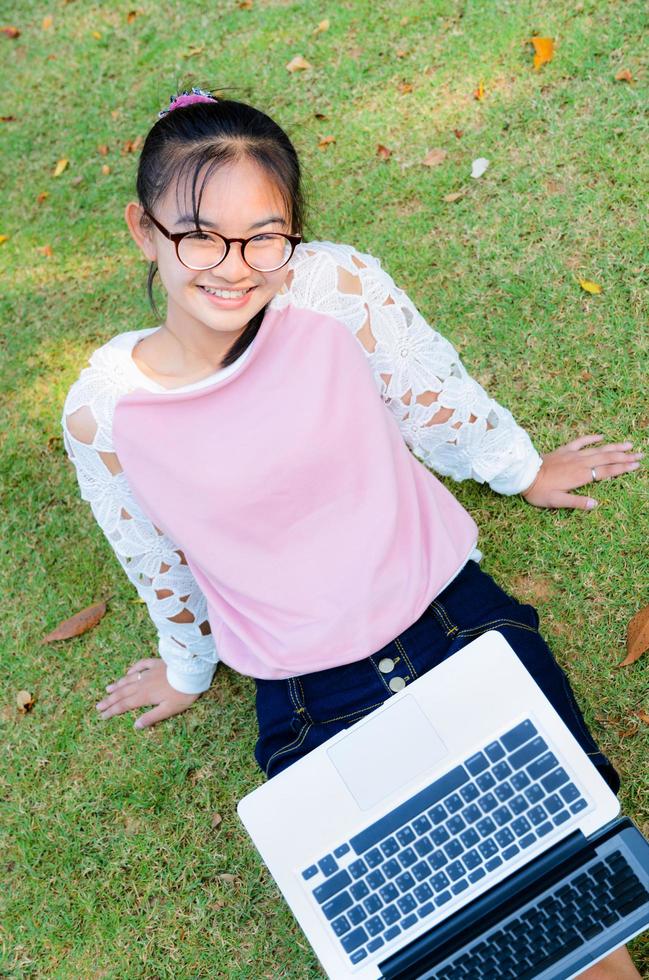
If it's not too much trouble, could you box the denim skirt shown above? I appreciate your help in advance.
[253,560,620,794]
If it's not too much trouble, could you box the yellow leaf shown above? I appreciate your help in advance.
[286,55,312,72]
[126,10,138,23]
[579,279,602,295]
[101,164,111,175]
[528,37,554,70]
[615,68,634,83]
[42,15,53,30]
[313,18,330,35]
[53,158,69,177]
[37,192,49,203]
[0,234,9,244]
[474,80,485,100]
[91,30,102,39]
[443,191,465,203]
[317,135,336,149]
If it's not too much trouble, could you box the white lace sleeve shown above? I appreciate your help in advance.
[61,360,218,695]
[285,243,542,494]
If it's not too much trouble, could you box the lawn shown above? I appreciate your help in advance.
[1,0,647,976]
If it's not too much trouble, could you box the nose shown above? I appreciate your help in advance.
[209,241,253,283]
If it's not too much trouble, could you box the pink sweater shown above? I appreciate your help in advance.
[112,302,478,679]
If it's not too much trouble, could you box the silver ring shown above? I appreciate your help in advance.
[591,467,597,482]
[137,672,143,681]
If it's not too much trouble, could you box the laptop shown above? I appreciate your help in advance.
[238,631,649,979]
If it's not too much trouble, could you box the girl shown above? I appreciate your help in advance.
[61,91,642,978]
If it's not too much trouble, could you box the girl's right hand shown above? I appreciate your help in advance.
[95,657,200,730]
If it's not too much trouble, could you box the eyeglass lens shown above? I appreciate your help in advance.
[178,232,292,271]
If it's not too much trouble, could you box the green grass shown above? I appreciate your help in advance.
[1,0,648,975]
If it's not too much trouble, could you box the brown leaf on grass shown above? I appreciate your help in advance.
[511,573,554,603]
[318,135,336,149]
[211,812,223,829]
[397,81,413,94]
[474,80,485,100]
[422,147,447,167]
[36,191,49,203]
[215,873,238,885]
[453,129,463,139]
[286,55,312,72]
[314,112,327,120]
[313,18,329,35]
[443,191,465,203]
[528,37,554,70]
[98,144,109,156]
[121,136,143,154]
[126,10,138,23]
[1,115,17,121]
[37,244,53,257]
[42,15,53,30]
[1,26,20,38]
[376,144,392,160]
[101,164,110,175]
[634,710,649,725]
[237,0,253,8]
[581,371,592,382]
[620,605,649,666]
[52,158,69,177]
[395,48,407,59]
[615,68,634,83]
[42,599,110,643]
[16,690,35,714]
[71,175,84,186]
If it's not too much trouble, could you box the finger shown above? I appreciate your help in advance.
[135,702,177,730]
[550,491,598,511]
[97,686,143,718]
[564,434,604,451]
[591,461,642,482]
[126,658,158,675]
[582,441,636,458]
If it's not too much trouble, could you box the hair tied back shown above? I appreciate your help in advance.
[158,87,218,118]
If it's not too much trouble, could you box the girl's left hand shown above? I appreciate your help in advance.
[521,434,643,510]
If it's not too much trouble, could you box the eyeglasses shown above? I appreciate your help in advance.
[143,210,302,272]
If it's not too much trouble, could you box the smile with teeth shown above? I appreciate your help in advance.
[200,285,254,298]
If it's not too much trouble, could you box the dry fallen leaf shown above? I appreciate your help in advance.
[98,144,109,156]
[395,48,407,58]
[423,147,447,167]
[36,191,49,204]
[318,135,336,149]
[314,112,327,120]
[528,37,554,70]
[42,15,53,29]
[238,0,253,8]
[101,164,110,175]
[52,158,69,177]
[0,234,8,244]
[443,191,465,203]
[313,18,329,34]
[397,81,413,94]
[42,599,110,643]
[126,10,138,23]
[71,175,84,186]
[620,605,649,666]
[376,144,392,160]
[634,710,649,725]
[1,26,21,38]
[615,68,634,83]
[211,812,223,829]
[184,44,205,57]
[286,55,312,72]
[122,136,143,154]
[579,279,602,295]
[91,30,102,39]
[37,244,53,257]
[453,129,463,139]
[581,370,592,382]
[16,690,35,714]
[216,873,238,885]
[474,80,485,100]
[1,115,17,121]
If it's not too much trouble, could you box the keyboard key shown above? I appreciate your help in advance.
[350,765,470,855]
[537,821,553,837]
[469,867,486,883]
[418,901,435,918]
[331,914,351,936]
[461,828,479,848]
[485,741,505,763]
[398,847,417,869]
[341,926,369,953]
[512,816,532,837]
[436,890,452,906]
[460,783,480,803]
[502,720,538,752]
[495,828,515,848]
[511,771,531,791]
[462,803,482,824]
[465,751,489,775]
[318,854,338,876]
[553,810,570,826]
[396,826,415,847]
[348,905,367,925]
[477,816,497,837]
[384,925,401,942]
[350,881,369,901]
[432,872,450,892]
[495,783,514,802]
[560,783,580,804]
[509,736,547,770]
[334,843,350,858]
[402,912,418,929]
[364,894,382,915]
[365,847,384,868]
[383,858,400,879]
[380,836,399,857]
[444,840,463,859]
[412,860,432,882]
[302,864,318,880]
[323,891,353,920]
[520,832,536,848]
[414,837,432,857]
[350,948,367,964]
[502,844,519,860]
[528,805,546,826]
[478,793,498,813]
[493,761,513,781]
[452,879,469,895]
[395,872,416,893]
[528,753,559,780]
[431,827,450,846]
[477,771,496,792]
[413,815,431,835]
[486,856,502,872]
[447,814,466,834]
[367,936,385,952]
[463,849,482,870]
[429,805,447,825]
[542,768,570,792]
[544,793,563,815]
[479,839,498,859]
[313,870,352,904]
[414,882,433,903]
[571,798,588,815]
[379,883,398,904]
[525,784,544,804]
[447,861,466,882]
[429,850,448,870]
[493,806,513,827]
[349,859,368,880]
[382,904,401,926]
[367,869,385,889]
[397,893,416,914]
[445,793,464,814]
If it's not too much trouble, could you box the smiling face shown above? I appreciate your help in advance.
[129,155,294,356]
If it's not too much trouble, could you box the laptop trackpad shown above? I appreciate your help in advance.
[327,695,448,811]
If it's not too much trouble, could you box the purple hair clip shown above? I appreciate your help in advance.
[158,87,217,118]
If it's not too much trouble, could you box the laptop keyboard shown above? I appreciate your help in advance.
[432,849,649,978]
[300,718,591,966]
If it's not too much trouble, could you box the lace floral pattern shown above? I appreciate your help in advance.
[61,241,541,693]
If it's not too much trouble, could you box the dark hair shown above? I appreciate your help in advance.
[135,98,305,368]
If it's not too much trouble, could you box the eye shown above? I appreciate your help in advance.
[184,231,214,242]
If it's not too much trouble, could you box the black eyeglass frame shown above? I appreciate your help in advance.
[143,209,302,272]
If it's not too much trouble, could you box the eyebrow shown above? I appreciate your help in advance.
[174,214,288,231]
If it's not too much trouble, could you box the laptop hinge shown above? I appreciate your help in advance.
[379,829,593,979]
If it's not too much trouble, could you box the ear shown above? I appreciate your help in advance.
[125,201,157,262]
